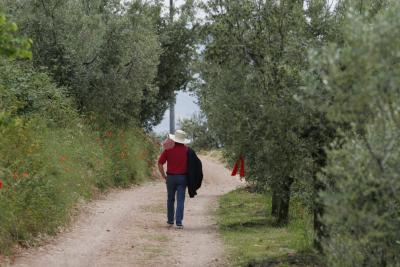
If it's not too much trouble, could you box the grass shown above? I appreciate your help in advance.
[217,188,323,267]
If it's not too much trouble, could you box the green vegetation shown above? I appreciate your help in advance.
[198,0,400,265]
[0,0,195,254]
[179,113,219,151]
[218,188,320,267]
[198,0,334,227]
[305,2,400,265]
[1,0,400,264]
[0,59,158,253]
[0,0,196,129]
[0,11,31,59]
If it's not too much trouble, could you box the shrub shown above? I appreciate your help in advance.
[0,59,78,127]
[0,60,157,253]
[321,115,400,266]
[305,2,400,265]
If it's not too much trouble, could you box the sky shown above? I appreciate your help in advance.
[153,91,200,133]
[163,0,186,8]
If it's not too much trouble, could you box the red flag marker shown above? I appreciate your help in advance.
[231,156,245,178]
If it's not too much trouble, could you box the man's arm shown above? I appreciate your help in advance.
[158,163,167,180]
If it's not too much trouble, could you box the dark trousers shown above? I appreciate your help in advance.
[166,175,187,225]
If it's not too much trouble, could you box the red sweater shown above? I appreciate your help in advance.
[158,143,188,174]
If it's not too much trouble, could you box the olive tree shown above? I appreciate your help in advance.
[305,1,400,265]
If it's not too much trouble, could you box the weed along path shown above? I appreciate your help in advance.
[6,156,242,267]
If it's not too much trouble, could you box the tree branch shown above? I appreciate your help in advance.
[362,134,385,173]
[83,55,98,66]
[381,132,400,166]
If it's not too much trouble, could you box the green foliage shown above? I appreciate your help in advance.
[99,128,158,188]
[305,1,400,265]
[321,118,400,266]
[217,188,318,267]
[198,0,336,224]
[179,113,219,151]
[0,122,112,249]
[0,59,77,126]
[200,2,399,264]
[1,0,197,129]
[0,55,157,254]
[146,0,198,129]
[0,11,31,59]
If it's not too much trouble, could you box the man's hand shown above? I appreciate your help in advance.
[158,163,167,180]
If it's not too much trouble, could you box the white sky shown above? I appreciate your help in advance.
[160,0,187,12]
[153,91,200,133]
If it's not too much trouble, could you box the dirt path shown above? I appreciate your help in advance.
[4,156,242,267]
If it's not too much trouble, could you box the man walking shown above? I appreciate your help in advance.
[158,130,190,229]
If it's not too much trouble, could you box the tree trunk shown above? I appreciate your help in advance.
[271,177,294,225]
[313,174,326,252]
[271,188,279,217]
[276,176,294,225]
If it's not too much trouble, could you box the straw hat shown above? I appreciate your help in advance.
[169,130,190,144]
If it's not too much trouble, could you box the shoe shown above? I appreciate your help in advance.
[167,222,174,227]
[176,224,184,229]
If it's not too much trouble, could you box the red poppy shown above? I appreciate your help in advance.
[0,180,3,189]
[105,130,113,137]
[22,172,29,177]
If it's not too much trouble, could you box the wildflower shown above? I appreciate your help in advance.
[59,156,68,162]
[0,180,3,189]
[105,130,113,137]
[22,172,29,177]
[119,151,127,159]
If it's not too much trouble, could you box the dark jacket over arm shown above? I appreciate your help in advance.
[186,148,203,198]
